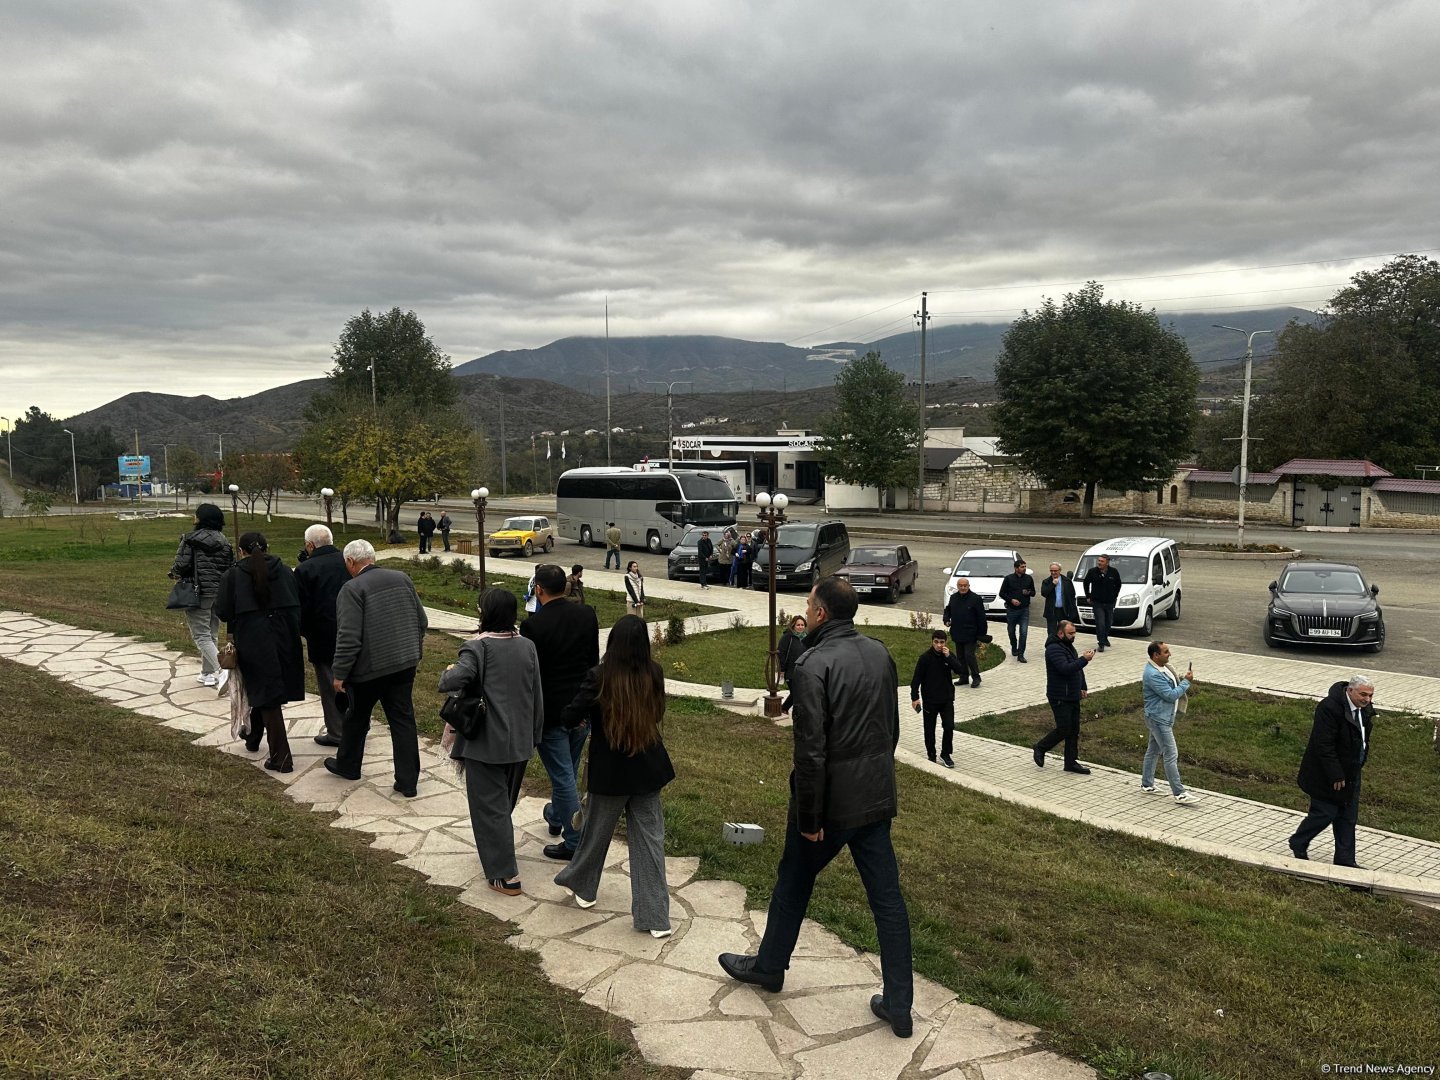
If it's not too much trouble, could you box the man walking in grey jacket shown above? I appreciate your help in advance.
[719,578,914,1038]
[325,539,428,797]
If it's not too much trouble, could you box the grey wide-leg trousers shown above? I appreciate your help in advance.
[554,791,670,932]
[462,758,527,883]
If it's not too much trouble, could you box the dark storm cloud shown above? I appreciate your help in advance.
[1,0,1436,415]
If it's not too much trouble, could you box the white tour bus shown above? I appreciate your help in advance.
[555,467,739,554]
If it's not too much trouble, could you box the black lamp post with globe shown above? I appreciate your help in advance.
[756,491,790,717]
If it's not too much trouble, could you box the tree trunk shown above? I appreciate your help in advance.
[878,487,887,513]
[1082,481,1096,519]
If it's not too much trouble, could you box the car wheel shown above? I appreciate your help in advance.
[1366,621,1386,654]
[888,585,899,604]
[1167,591,1181,620]
[544,536,554,552]
[1140,607,1153,636]
[488,549,500,558]
[579,525,593,547]
[646,531,662,554]
[1262,621,1276,648]
[905,576,915,594]
[522,540,533,557]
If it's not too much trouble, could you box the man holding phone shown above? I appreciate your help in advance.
[1140,641,1195,804]
[910,630,966,767]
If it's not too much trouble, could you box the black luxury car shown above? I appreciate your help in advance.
[665,526,729,584]
[1264,562,1384,653]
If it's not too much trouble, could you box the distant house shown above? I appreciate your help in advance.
[583,428,599,436]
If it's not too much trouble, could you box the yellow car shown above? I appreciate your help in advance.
[487,515,556,558]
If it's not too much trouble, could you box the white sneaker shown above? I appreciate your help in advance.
[569,889,596,910]
[199,673,218,688]
[1139,784,1159,794]
[649,928,673,939]
[215,669,230,692]
[1174,791,1195,804]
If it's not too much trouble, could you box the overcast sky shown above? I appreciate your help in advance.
[2,0,1437,420]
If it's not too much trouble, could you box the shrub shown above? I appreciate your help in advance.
[665,615,687,647]
[908,610,933,631]
[729,613,749,630]
[651,622,666,650]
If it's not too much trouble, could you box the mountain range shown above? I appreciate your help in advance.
[62,306,1315,456]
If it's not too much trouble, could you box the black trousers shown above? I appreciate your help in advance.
[336,666,422,793]
[1036,698,1081,765]
[921,701,955,759]
[949,638,980,681]
[1290,775,1363,866]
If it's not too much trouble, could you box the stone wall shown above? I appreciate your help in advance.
[1366,490,1440,528]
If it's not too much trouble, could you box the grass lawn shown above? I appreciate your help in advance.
[0,658,671,1080]
[6,514,1440,1079]
[391,556,719,625]
[963,683,1440,843]
[652,624,1005,689]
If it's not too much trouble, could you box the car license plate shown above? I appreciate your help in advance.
[682,563,698,570]
[1308,628,1343,638]
[854,585,876,592]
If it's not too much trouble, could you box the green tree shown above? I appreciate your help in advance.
[1249,255,1440,474]
[228,452,297,517]
[297,309,491,535]
[815,352,920,511]
[992,282,1198,517]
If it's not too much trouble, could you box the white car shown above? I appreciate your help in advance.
[942,548,1026,618]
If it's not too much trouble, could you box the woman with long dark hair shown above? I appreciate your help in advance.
[439,587,544,896]
[624,561,645,619]
[553,614,674,936]
[169,502,234,687]
[214,531,304,772]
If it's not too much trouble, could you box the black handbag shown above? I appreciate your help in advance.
[440,689,487,741]
[166,576,200,610]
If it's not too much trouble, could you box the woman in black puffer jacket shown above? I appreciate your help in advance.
[169,503,234,687]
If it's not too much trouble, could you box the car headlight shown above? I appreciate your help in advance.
[1270,606,1294,618]
[796,560,813,572]
[1118,592,1140,606]
[1359,611,1381,622]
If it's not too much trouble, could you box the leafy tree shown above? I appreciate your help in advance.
[993,282,1198,517]
[167,446,204,495]
[8,407,122,496]
[306,307,457,420]
[815,351,921,511]
[228,453,297,517]
[22,488,56,521]
[1249,255,1440,474]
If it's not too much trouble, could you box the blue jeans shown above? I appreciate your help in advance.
[757,818,913,1014]
[1141,718,1184,795]
[1093,603,1115,647]
[538,724,589,849]
[1005,607,1030,657]
[604,548,621,570]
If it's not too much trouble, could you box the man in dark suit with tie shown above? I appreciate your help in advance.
[520,563,600,860]
[1040,562,1079,641]
[1288,675,1376,868]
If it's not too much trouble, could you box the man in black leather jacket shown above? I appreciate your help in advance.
[719,578,914,1038]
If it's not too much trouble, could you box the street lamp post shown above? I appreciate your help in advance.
[471,487,490,589]
[228,483,240,550]
[646,380,691,471]
[320,487,335,530]
[61,428,79,504]
[1215,324,1275,551]
[756,491,790,717]
[162,443,178,509]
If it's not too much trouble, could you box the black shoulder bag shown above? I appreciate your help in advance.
[166,538,201,610]
[440,640,489,740]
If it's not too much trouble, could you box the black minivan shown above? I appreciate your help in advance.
[751,521,850,591]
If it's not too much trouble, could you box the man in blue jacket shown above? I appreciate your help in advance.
[1140,641,1194,803]
[1033,620,1094,773]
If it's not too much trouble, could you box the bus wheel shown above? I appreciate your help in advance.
[646,531,662,554]
[580,526,593,546]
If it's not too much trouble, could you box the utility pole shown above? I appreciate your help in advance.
[645,380,691,472]
[1215,324,1274,551]
[61,428,79,504]
[162,443,178,508]
[605,297,613,466]
[915,291,930,513]
[498,387,508,495]
[205,432,234,484]
[0,416,12,477]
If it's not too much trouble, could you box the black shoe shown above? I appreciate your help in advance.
[869,994,913,1038]
[718,952,784,992]
[1097,644,1107,652]
[940,754,954,769]
[1288,839,1309,861]
[1063,763,1091,775]
[970,678,981,688]
[927,754,936,763]
[264,757,293,774]
[1335,861,1365,870]
[954,678,965,686]
[314,733,342,747]
[543,842,575,861]
[1032,746,1045,768]
[243,733,263,753]
[392,783,417,798]
[1016,655,1027,664]
[543,802,564,836]
[323,757,361,781]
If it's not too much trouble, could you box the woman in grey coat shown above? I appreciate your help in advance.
[439,587,544,897]
[169,502,234,687]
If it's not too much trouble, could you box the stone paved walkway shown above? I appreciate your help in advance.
[0,609,1098,1080]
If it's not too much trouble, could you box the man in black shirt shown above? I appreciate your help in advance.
[910,630,964,767]
[1082,554,1122,651]
[998,558,1034,663]
[695,530,715,589]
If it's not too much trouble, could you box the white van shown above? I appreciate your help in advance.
[1073,536,1182,637]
